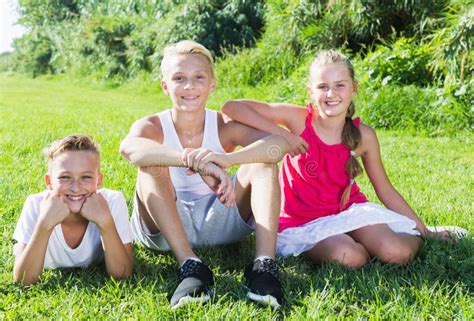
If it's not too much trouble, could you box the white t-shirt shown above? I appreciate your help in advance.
[13,188,132,269]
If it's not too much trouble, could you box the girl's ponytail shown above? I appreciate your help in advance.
[340,101,363,209]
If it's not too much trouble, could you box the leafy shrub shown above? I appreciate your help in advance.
[427,3,473,86]
[11,30,55,77]
[0,52,14,72]
[357,38,434,87]
[289,0,450,54]
[166,0,265,57]
[357,84,471,134]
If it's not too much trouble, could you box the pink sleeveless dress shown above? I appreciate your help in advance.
[278,103,367,232]
[276,104,419,257]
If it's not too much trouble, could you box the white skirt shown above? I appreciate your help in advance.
[277,202,420,257]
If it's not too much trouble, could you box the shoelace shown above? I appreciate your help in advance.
[256,258,279,279]
[178,259,202,281]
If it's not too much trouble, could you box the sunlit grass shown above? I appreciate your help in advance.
[1,74,472,319]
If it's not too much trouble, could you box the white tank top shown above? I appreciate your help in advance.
[158,108,226,199]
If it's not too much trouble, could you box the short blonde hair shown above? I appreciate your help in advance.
[43,134,100,162]
[160,40,215,78]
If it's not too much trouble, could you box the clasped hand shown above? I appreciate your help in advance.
[182,148,235,208]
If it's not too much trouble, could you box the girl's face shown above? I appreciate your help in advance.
[308,62,357,119]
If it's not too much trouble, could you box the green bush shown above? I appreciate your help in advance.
[357,84,471,134]
[166,0,265,57]
[357,38,434,87]
[11,30,55,77]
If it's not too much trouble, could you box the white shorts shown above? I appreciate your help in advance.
[277,202,420,257]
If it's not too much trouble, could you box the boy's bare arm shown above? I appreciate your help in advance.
[13,193,70,285]
[81,193,133,278]
[119,117,183,167]
[221,100,308,156]
[13,226,52,285]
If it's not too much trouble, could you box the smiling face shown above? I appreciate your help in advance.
[161,54,216,112]
[45,151,102,213]
[308,62,357,119]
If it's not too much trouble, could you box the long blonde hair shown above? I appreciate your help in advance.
[310,50,363,209]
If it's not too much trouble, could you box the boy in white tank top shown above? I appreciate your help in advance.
[120,40,290,309]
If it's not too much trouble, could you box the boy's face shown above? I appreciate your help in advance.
[45,151,102,213]
[308,62,357,119]
[161,54,216,112]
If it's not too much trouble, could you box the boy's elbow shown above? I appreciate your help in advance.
[13,270,38,286]
[108,266,133,280]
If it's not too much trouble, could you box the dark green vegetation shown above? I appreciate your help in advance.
[0,73,473,320]
[1,0,473,319]
[1,0,472,134]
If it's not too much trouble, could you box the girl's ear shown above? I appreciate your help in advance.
[307,84,313,97]
[352,80,358,96]
[44,174,53,190]
[161,80,169,96]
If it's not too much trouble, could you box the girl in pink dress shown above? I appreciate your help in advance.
[222,50,451,268]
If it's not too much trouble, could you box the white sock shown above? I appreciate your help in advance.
[254,255,273,262]
[180,257,201,267]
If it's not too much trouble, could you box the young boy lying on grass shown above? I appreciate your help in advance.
[13,134,133,285]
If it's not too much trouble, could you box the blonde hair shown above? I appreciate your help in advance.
[160,40,215,78]
[310,50,363,209]
[43,134,100,162]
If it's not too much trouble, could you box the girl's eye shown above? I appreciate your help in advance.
[337,83,345,87]
[82,176,93,180]
[59,176,71,180]
[173,76,184,81]
[318,85,328,90]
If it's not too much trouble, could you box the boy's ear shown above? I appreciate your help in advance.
[209,78,216,93]
[44,174,53,190]
[161,80,169,96]
[97,173,103,188]
[307,84,313,97]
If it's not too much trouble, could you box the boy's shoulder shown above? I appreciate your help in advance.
[97,188,124,201]
[127,112,166,141]
[25,190,49,204]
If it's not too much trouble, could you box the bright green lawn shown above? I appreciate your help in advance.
[0,74,473,320]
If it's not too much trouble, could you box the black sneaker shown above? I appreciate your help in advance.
[244,258,283,308]
[169,259,215,309]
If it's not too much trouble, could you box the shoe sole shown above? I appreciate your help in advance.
[247,292,281,309]
[171,293,211,310]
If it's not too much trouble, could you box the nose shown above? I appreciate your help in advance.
[184,79,195,90]
[69,179,80,192]
[327,88,335,97]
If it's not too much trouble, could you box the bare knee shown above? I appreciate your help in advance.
[242,163,279,181]
[333,243,370,268]
[311,242,369,269]
[377,239,419,265]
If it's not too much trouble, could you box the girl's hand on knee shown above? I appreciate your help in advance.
[283,132,309,157]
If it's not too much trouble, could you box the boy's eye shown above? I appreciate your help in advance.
[59,176,71,180]
[173,76,184,81]
[336,83,345,87]
[318,85,328,90]
[82,176,93,179]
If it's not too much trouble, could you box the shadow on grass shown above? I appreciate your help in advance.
[278,236,474,312]
[10,235,472,316]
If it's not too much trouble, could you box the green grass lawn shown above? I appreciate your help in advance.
[0,73,473,319]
